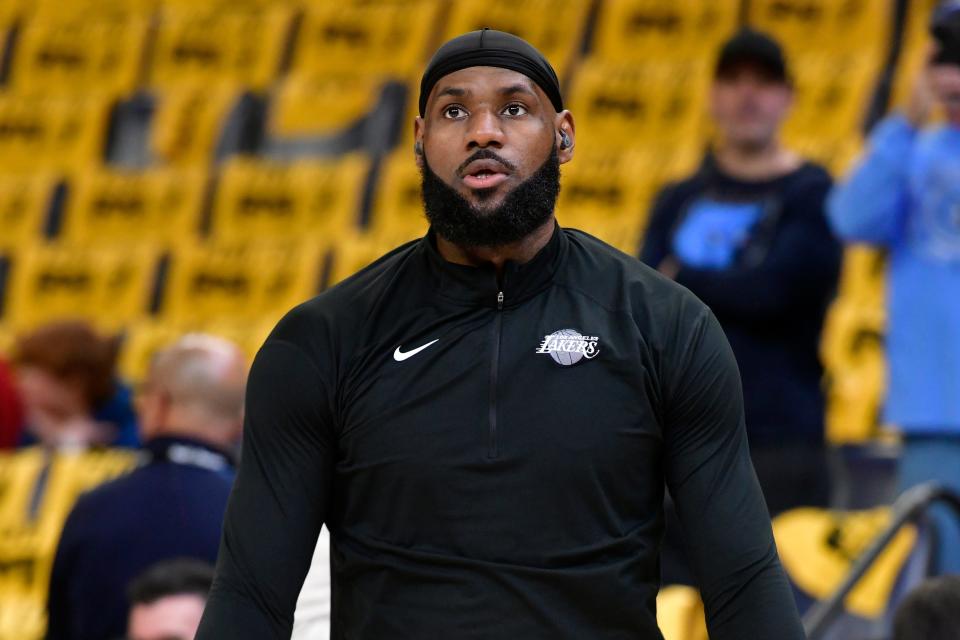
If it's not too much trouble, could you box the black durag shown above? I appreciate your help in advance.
[419,29,563,117]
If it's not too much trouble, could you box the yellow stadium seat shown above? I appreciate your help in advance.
[0,447,137,640]
[292,2,441,77]
[0,95,112,174]
[0,173,60,252]
[774,506,916,618]
[889,0,941,113]
[3,244,158,331]
[821,300,886,444]
[369,150,428,246]
[269,72,384,139]
[748,0,892,60]
[787,135,864,176]
[160,241,324,325]
[782,53,882,149]
[836,245,887,306]
[820,246,889,444]
[61,167,208,247]
[149,82,242,166]
[327,232,397,288]
[117,320,181,384]
[26,0,157,20]
[592,0,739,62]
[119,317,272,383]
[556,148,685,254]
[444,0,592,79]
[10,16,148,96]
[209,155,368,244]
[568,59,711,151]
[0,325,14,356]
[148,7,294,91]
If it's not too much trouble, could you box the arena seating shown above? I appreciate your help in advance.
[0,3,943,638]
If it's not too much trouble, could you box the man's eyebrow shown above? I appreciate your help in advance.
[499,84,537,97]
[435,86,466,99]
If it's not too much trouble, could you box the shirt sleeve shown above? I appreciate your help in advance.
[196,338,336,639]
[662,307,805,639]
[826,114,915,246]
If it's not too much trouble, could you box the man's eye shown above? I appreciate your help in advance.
[503,104,527,116]
[443,106,466,119]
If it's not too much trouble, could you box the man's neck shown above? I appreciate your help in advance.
[714,139,801,181]
[435,217,557,279]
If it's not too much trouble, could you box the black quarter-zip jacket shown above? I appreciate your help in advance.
[197,224,805,640]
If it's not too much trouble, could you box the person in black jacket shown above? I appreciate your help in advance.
[197,30,805,640]
[46,334,246,640]
[641,28,842,517]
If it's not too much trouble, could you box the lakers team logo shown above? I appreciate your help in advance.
[536,329,600,366]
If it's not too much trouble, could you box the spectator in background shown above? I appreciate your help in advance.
[11,320,137,449]
[0,358,24,448]
[641,28,842,516]
[46,334,246,640]
[891,575,960,640]
[126,558,215,640]
[827,3,960,574]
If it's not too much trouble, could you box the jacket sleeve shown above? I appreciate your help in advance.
[196,338,336,639]
[673,176,842,323]
[638,184,681,266]
[662,307,804,639]
[826,114,915,246]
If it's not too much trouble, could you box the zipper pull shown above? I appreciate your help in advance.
[497,291,504,310]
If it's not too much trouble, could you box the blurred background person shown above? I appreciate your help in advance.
[46,334,246,640]
[827,3,960,575]
[0,357,23,449]
[891,575,960,640]
[641,28,842,516]
[12,321,137,450]
[125,558,215,640]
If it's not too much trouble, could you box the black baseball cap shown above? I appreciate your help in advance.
[714,27,790,84]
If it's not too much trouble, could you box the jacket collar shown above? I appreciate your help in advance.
[143,435,235,472]
[419,221,568,309]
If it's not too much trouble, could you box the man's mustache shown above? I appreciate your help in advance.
[457,149,517,176]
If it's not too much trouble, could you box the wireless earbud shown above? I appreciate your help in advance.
[414,141,423,155]
[559,130,571,150]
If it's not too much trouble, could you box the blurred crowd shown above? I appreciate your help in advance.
[0,4,959,640]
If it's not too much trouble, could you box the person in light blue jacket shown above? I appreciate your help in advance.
[827,3,960,574]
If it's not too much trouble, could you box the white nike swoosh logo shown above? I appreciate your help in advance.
[393,339,439,362]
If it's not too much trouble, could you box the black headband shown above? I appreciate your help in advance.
[418,29,564,117]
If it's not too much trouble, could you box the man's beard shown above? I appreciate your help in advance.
[420,145,560,248]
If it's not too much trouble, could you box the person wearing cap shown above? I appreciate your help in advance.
[641,28,842,522]
[827,3,960,575]
[197,30,804,639]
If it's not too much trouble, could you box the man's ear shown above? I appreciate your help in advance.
[413,117,425,169]
[555,110,575,164]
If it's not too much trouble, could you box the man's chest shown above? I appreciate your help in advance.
[330,296,664,522]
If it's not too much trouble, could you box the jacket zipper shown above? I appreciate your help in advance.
[488,291,504,458]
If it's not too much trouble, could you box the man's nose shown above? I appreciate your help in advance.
[467,110,505,149]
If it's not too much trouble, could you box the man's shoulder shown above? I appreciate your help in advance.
[64,463,146,528]
[788,160,833,192]
[68,461,233,530]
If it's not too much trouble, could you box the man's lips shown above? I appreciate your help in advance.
[459,158,512,190]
